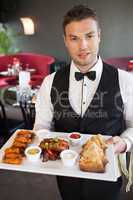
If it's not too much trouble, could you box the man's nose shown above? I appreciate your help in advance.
[79,38,88,49]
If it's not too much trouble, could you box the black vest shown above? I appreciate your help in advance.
[51,63,126,136]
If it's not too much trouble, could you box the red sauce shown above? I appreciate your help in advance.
[70,133,80,139]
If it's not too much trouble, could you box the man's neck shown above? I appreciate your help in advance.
[74,58,98,73]
[77,66,93,73]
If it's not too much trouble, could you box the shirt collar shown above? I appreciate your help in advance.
[70,56,103,81]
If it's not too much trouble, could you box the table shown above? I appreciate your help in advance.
[0,86,38,129]
[0,86,38,105]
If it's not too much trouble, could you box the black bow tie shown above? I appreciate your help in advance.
[75,71,96,81]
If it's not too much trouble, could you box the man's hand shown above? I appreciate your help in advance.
[107,136,127,154]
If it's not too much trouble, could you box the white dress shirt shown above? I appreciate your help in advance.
[34,57,133,151]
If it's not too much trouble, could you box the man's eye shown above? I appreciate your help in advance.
[86,35,94,39]
[70,37,78,41]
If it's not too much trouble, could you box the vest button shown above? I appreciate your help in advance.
[83,102,85,104]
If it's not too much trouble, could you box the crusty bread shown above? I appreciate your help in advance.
[79,135,108,173]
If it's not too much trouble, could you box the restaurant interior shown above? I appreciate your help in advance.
[0,0,133,199]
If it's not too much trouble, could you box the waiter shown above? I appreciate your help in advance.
[34,5,133,200]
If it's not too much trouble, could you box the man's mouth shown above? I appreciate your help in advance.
[78,52,90,59]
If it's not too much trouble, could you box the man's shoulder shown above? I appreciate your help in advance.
[53,64,70,79]
[118,69,133,83]
[43,64,70,85]
[45,71,56,81]
[118,69,133,97]
[55,64,70,74]
[41,72,56,88]
[103,62,118,71]
[102,62,119,78]
[103,61,133,83]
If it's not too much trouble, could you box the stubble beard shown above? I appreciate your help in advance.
[73,55,97,72]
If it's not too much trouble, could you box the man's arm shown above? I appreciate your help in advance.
[33,73,56,131]
[108,70,133,153]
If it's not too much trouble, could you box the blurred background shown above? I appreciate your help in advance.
[1,0,133,63]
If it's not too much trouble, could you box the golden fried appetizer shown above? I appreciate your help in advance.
[2,129,35,165]
[5,147,21,155]
[4,153,22,159]
[13,141,27,148]
[16,130,35,139]
[15,136,32,144]
[3,157,22,165]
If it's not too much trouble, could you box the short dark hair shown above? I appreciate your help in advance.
[63,5,99,35]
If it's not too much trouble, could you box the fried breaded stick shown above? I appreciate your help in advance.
[5,147,20,154]
[4,153,22,159]
[3,157,22,165]
[17,130,35,138]
[15,136,32,144]
[13,141,27,148]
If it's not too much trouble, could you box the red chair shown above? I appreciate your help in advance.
[104,56,133,71]
[0,53,55,88]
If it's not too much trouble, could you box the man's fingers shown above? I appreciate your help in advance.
[112,136,121,143]
[106,137,113,144]
[106,136,120,144]
[106,136,127,153]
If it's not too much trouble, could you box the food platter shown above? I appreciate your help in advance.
[0,130,120,181]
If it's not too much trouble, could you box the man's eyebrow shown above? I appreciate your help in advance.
[68,31,96,36]
[68,34,78,37]
[86,31,96,35]
[67,31,96,38]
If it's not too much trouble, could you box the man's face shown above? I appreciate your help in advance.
[64,18,101,71]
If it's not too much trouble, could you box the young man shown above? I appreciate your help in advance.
[34,5,133,200]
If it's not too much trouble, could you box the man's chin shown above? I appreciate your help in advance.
[74,60,93,67]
